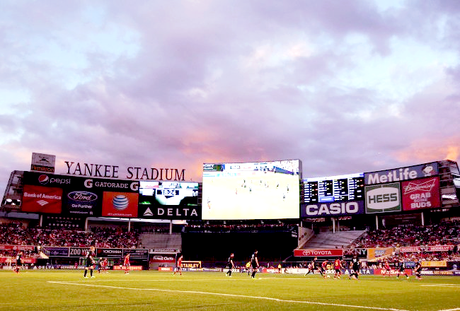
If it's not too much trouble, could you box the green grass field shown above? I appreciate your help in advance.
[1,270,459,310]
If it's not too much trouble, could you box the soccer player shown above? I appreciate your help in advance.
[414,261,422,280]
[226,253,235,277]
[320,259,328,278]
[83,246,96,278]
[396,259,409,279]
[334,258,343,279]
[383,260,391,277]
[14,251,23,274]
[99,258,108,274]
[123,253,130,274]
[250,250,259,279]
[349,256,360,280]
[174,254,183,275]
[304,257,315,276]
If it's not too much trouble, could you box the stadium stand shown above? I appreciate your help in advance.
[139,232,182,250]
[301,230,367,249]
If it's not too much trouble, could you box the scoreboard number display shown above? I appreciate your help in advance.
[303,173,364,203]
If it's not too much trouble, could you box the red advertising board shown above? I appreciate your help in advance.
[399,245,453,253]
[101,192,139,217]
[401,177,441,211]
[0,245,35,251]
[22,185,63,214]
[294,249,343,257]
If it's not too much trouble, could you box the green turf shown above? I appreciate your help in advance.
[0,270,459,310]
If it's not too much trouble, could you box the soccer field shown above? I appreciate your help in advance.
[1,270,459,311]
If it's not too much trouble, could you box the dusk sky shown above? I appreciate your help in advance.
[1,0,460,196]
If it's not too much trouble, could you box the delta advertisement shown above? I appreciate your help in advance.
[138,181,201,220]
[401,177,441,211]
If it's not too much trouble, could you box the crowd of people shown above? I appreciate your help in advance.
[351,221,460,248]
[0,222,140,249]
[345,220,460,263]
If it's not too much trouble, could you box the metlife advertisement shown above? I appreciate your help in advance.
[364,162,439,185]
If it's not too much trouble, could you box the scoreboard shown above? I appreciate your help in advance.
[303,173,364,203]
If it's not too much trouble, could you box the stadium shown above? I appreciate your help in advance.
[1,153,459,310]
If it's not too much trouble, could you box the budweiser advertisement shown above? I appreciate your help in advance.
[294,249,343,257]
[401,177,441,211]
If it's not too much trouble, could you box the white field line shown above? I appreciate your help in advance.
[420,284,460,287]
[438,309,460,311]
[48,281,408,311]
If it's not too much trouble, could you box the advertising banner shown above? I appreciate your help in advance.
[399,245,454,253]
[101,192,139,218]
[96,248,123,258]
[31,152,56,173]
[401,177,441,211]
[301,201,364,218]
[122,249,149,260]
[364,162,439,185]
[0,245,35,251]
[42,215,86,230]
[138,205,201,220]
[181,261,202,268]
[367,247,394,260]
[22,185,63,214]
[62,176,139,217]
[138,181,201,220]
[150,254,176,263]
[422,261,447,268]
[62,189,101,216]
[22,171,73,188]
[365,183,401,214]
[293,249,343,257]
[43,247,70,257]
[69,247,90,258]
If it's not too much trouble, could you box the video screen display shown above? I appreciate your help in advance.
[139,181,199,206]
[202,159,301,220]
[303,173,364,203]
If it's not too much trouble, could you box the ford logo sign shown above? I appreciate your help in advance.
[67,191,98,203]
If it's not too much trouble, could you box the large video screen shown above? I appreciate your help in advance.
[202,159,301,220]
[303,173,364,203]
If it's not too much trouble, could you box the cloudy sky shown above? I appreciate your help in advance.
[1,0,460,195]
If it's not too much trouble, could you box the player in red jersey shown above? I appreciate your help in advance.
[99,258,108,274]
[174,255,183,275]
[383,260,391,277]
[333,258,343,279]
[123,253,130,274]
[320,260,328,278]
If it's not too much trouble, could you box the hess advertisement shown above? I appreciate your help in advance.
[401,177,441,211]
[365,183,401,214]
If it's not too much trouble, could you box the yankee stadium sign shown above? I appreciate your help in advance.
[64,161,186,181]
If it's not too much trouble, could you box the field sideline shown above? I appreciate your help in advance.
[1,270,459,310]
